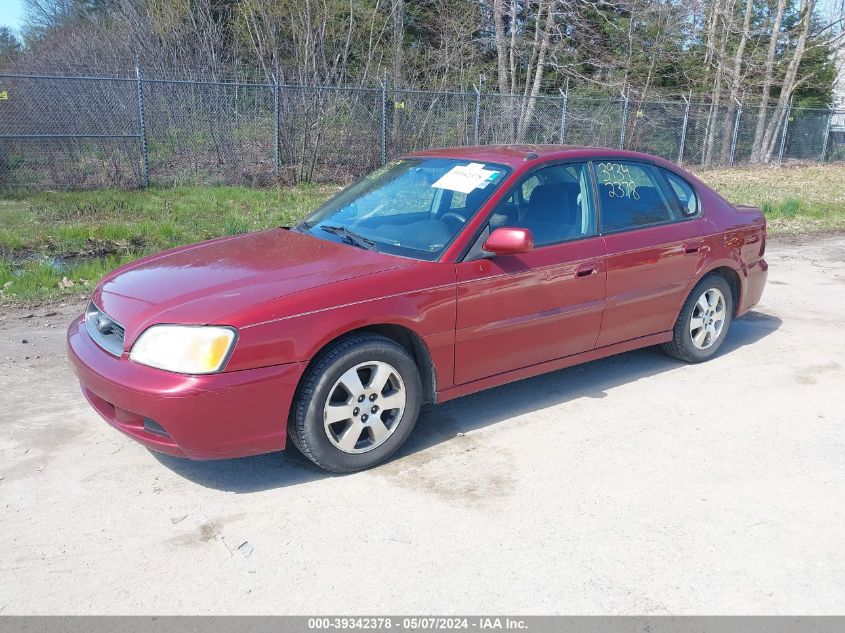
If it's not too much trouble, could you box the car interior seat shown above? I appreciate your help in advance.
[520,183,582,243]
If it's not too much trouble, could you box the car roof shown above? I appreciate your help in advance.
[406,145,665,169]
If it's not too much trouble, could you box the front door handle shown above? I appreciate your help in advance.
[684,242,703,254]
[576,262,599,277]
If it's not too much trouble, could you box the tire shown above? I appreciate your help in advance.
[288,333,422,473]
[662,273,734,363]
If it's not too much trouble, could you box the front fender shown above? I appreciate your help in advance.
[223,263,458,388]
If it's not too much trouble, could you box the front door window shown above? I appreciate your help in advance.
[490,162,596,246]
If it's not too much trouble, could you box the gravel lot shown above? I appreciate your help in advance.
[1,235,843,615]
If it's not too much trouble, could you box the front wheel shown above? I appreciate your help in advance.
[288,333,422,472]
[662,274,734,363]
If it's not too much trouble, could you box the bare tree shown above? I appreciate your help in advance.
[751,0,787,163]
[493,0,510,94]
[391,0,404,87]
[517,0,554,138]
[759,0,818,161]
[702,0,734,166]
[719,0,754,162]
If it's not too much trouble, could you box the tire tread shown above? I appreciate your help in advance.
[662,273,733,363]
[288,333,418,472]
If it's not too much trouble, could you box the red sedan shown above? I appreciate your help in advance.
[67,146,768,472]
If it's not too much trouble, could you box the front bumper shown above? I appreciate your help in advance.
[67,316,307,459]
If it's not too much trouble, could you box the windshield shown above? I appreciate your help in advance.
[296,158,510,260]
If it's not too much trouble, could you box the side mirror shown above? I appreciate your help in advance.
[482,227,534,256]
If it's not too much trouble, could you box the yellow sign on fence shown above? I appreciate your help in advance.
[0,91,8,100]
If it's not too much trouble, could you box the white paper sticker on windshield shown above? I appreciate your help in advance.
[432,163,498,194]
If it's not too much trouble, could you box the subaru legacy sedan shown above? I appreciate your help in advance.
[67,145,767,472]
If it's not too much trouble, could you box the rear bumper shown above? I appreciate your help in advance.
[67,317,307,459]
[739,258,768,316]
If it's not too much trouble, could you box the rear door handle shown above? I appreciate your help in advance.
[684,242,702,254]
[576,262,599,277]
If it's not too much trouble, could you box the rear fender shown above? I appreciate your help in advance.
[673,253,745,324]
[733,205,767,264]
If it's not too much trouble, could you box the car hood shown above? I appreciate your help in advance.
[92,229,413,341]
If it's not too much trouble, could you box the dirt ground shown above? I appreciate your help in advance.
[1,235,843,615]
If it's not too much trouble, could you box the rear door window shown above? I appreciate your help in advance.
[595,161,676,232]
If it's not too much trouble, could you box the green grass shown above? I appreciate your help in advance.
[2,164,844,303]
[0,184,336,302]
[695,164,845,235]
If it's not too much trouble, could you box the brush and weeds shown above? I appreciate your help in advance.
[1,164,843,303]
[0,184,336,302]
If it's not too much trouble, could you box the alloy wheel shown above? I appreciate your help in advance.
[689,287,727,350]
[323,361,406,454]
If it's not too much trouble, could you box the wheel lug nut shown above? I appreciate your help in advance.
[353,407,359,416]
[358,395,365,403]
[361,414,369,422]
[369,393,377,401]
[371,406,378,413]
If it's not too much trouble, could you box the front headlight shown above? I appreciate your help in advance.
[129,325,237,374]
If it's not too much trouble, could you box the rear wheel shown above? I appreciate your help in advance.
[288,333,422,472]
[663,274,733,363]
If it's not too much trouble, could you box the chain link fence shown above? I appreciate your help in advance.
[1,68,843,190]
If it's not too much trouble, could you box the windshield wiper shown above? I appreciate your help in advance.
[319,225,377,251]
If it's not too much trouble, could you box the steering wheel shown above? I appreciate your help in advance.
[440,211,468,231]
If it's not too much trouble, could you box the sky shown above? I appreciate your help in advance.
[0,0,25,33]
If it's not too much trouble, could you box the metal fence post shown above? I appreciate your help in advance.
[821,105,833,162]
[729,97,742,167]
[619,88,629,149]
[272,69,280,176]
[473,82,481,145]
[678,91,691,164]
[133,58,149,188]
[777,95,793,166]
[380,74,387,166]
[559,77,569,144]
